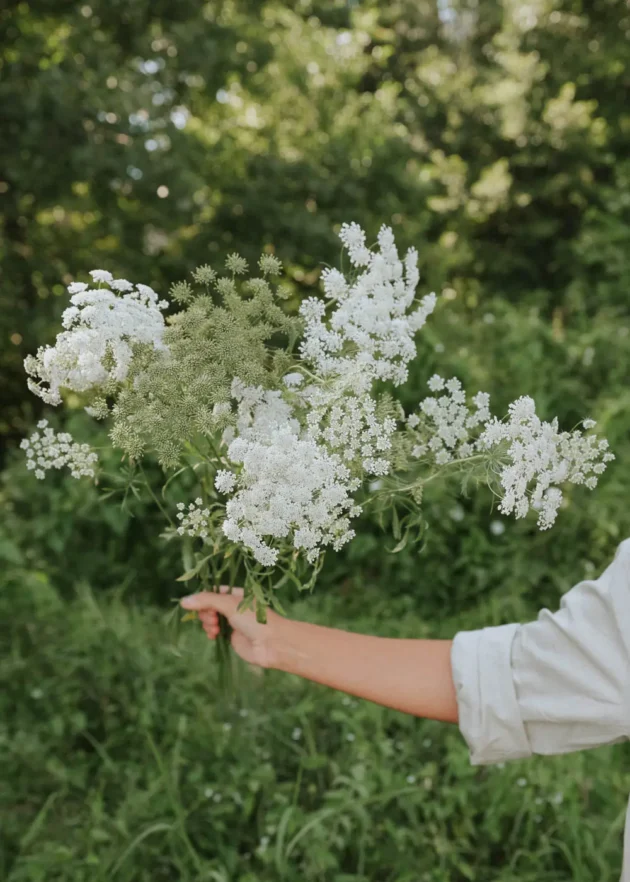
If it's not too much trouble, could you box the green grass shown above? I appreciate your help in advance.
[2,574,629,882]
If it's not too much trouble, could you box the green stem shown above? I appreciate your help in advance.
[205,433,230,470]
[378,452,501,498]
[207,546,234,699]
[139,465,174,526]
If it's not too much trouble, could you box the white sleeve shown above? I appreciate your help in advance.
[451,539,630,766]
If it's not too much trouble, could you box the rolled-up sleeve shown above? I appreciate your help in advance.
[451,539,630,766]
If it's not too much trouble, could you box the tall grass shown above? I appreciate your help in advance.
[2,575,628,881]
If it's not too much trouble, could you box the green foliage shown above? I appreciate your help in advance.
[3,1,630,878]
[110,260,302,467]
[4,0,630,442]
[0,414,181,606]
[2,576,629,881]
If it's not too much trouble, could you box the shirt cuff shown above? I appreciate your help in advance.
[451,623,534,766]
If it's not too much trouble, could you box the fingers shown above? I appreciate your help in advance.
[200,612,220,640]
[181,587,248,644]
[180,587,242,614]
[218,585,244,598]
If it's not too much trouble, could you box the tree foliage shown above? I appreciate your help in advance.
[3,0,630,442]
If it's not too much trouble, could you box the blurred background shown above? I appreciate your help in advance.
[2,1,630,880]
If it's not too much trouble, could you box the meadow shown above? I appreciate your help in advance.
[2,1,630,879]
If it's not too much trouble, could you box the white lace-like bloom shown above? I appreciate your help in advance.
[90,270,114,283]
[110,278,134,292]
[20,420,98,479]
[24,274,168,406]
[338,222,372,267]
[409,376,491,464]
[300,224,436,387]
[215,470,237,494]
[214,380,361,566]
[223,428,360,566]
[408,378,612,530]
[427,374,445,392]
[303,382,397,476]
[478,396,614,529]
[282,372,304,389]
[176,499,211,539]
[230,378,301,440]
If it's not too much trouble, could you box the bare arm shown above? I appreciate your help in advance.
[180,589,459,724]
[274,617,458,722]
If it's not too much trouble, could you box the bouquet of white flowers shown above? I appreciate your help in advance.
[22,222,614,639]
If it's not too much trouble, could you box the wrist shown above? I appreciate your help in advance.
[266,614,308,674]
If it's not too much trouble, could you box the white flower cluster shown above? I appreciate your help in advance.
[216,379,361,566]
[20,420,98,479]
[408,376,614,530]
[176,499,211,539]
[22,223,617,602]
[178,224,443,567]
[24,270,168,406]
[303,383,397,476]
[282,372,304,390]
[408,375,491,465]
[299,223,437,388]
[478,397,615,530]
[214,470,237,494]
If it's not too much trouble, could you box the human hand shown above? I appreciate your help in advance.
[180,586,281,669]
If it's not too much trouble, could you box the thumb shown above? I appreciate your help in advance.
[180,589,242,615]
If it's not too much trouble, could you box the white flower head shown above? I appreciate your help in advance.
[479,397,614,529]
[216,385,362,567]
[299,223,436,389]
[427,374,445,392]
[338,222,371,267]
[21,423,98,480]
[89,270,114,283]
[215,469,237,494]
[283,373,304,389]
[411,376,492,463]
[110,279,134,292]
[24,274,169,405]
[176,499,211,540]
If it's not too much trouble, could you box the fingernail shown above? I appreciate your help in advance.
[180,595,196,608]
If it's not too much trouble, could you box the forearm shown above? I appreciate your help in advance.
[272,616,459,724]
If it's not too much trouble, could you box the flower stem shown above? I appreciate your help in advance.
[139,464,174,526]
[383,452,498,497]
[206,554,234,697]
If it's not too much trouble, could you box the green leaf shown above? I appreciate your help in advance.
[161,466,189,498]
[388,524,411,554]
[182,538,195,573]
[255,605,267,624]
[175,553,212,582]
[391,504,401,540]
[175,569,201,583]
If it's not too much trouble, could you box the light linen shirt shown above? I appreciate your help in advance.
[451,538,630,880]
